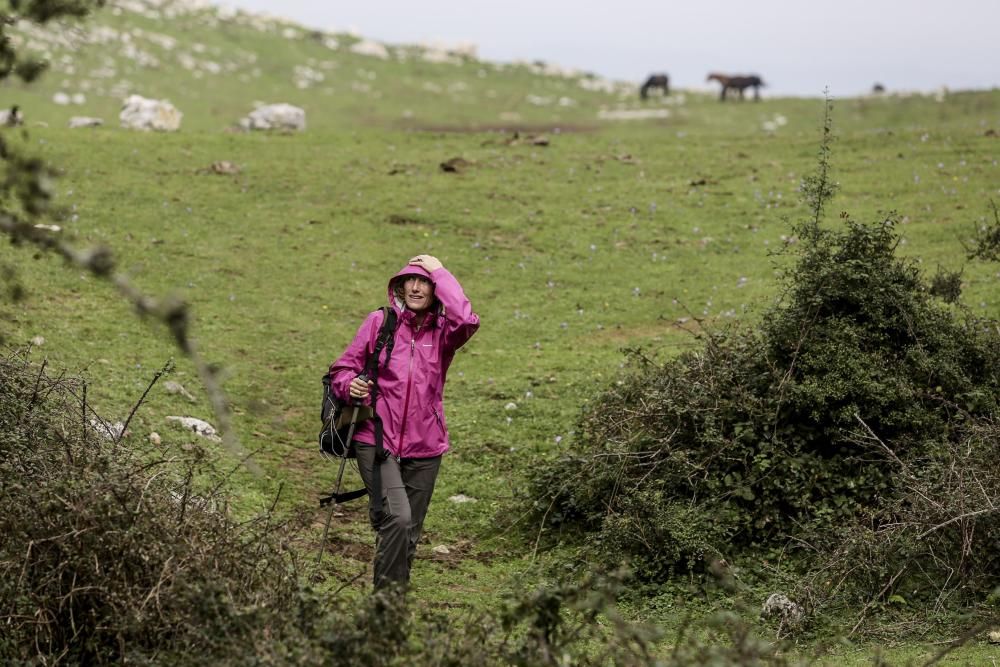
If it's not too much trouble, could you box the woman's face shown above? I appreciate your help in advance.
[402,276,434,312]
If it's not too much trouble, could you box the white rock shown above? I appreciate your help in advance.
[597,108,671,121]
[164,380,196,401]
[149,431,161,445]
[579,77,619,94]
[69,116,104,128]
[418,39,477,60]
[119,94,182,131]
[30,335,45,346]
[52,91,71,105]
[421,49,460,65]
[166,415,221,442]
[432,544,451,555]
[989,628,1000,644]
[762,593,805,627]
[504,402,518,410]
[90,419,126,441]
[33,224,61,232]
[238,103,305,131]
[350,39,389,60]
[448,494,478,504]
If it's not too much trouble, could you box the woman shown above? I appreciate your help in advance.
[328,254,479,589]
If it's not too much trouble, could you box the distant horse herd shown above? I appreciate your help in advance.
[640,72,766,101]
[706,73,765,101]
[639,74,670,99]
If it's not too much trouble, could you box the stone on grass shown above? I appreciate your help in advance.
[440,156,472,173]
[166,415,221,442]
[69,116,104,128]
[207,160,240,175]
[761,593,805,628]
[120,95,182,131]
[350,39,389,60]
[90,419,126,441]
[238,103,306,131]
[164,380,196,401]
[448,494,478,504]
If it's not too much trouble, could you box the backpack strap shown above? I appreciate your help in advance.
[365,307,397,522]
[363,307,397,380]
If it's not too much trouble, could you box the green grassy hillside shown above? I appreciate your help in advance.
[2,1,1000,662]
[3,0,641,130]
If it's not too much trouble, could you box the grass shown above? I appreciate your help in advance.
[3,2,1000,662]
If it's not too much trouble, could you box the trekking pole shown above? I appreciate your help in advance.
[316,377,367,567]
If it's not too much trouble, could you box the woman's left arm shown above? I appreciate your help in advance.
[434,267,480,350]
[409,255,479,351]
[432,263,478,336]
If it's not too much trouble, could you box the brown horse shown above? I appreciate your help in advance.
[706,73,765,101]
[639,73,670,99]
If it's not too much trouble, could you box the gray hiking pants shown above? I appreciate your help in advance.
[355,445,442,589]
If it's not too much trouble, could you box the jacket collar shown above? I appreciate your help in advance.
[399,306,437,328]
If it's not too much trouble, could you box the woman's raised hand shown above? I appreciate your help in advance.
[409,254,443,272]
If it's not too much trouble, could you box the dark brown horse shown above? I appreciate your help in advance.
[640,73,670,99]
[706,73,764,101]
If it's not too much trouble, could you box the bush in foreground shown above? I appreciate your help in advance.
[0,349,323,662]
[1,350,703,665]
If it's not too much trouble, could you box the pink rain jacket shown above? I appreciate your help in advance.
[328,265,479,459]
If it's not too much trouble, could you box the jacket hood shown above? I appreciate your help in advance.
[387,264,439,315]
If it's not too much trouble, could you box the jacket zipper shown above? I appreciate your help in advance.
[396,321,420,461]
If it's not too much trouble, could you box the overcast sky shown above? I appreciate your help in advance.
[224,0,998,97]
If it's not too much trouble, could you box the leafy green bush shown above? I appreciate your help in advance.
[525,111,1000,622]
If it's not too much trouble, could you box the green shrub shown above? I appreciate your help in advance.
[524,115,1000,621]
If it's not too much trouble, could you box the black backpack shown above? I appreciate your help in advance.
[318,306,397,508]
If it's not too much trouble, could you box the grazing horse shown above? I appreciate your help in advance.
[706,73,764,101]
[640,73,670,99]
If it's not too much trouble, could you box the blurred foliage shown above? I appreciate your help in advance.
[1,1,102,83]
[1,0,106,307]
